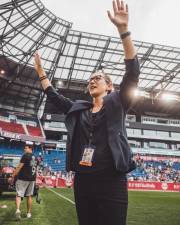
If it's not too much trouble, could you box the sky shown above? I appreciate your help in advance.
[41,0,180,48]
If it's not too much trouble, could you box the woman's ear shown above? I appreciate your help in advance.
[107,83,114,93]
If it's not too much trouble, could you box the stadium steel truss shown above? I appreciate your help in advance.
[1,0,180,115]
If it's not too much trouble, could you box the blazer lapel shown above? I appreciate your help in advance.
[67,100,93,114]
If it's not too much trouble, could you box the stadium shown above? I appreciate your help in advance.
[0,0,180,225]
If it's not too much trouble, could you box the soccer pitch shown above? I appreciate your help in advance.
[0,188,180,225]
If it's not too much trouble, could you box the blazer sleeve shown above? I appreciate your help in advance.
[44,86,73,114]
[119,55,140,111]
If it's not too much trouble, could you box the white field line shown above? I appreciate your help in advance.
[46,188,75,205]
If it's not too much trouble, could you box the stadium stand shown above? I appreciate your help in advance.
[26,125,43,137]
[0,110,180,183]
[129,155,180,182]
[0,110,45,142]
[42,151,66,172]
[0,120,25,134]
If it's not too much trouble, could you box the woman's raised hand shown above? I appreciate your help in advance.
[107,0,129,33]
[34,51,43,74]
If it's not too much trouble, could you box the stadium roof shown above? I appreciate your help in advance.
[1,0,180,115]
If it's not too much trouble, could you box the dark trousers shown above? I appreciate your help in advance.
[74,170,128,225]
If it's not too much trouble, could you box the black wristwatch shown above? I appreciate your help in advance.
[120,31,131,40]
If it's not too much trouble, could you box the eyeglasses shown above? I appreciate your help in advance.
[87,75,104,83]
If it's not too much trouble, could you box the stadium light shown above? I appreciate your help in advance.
[133,89,139,97]
[133,89,150,98]
[56,80,64,88]
[161,93,178,101]
[0,69,5,75]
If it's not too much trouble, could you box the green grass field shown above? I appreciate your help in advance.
[0,188,180,225]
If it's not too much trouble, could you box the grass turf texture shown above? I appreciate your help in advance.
[0,188,180,225]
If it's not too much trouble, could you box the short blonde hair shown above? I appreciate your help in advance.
[103,73,114,94]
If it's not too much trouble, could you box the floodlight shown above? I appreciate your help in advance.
[0,69,5,75]
[161,93,178,101]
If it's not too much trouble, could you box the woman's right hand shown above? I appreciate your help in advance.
[34,51,51,89]
[34,51,43,74]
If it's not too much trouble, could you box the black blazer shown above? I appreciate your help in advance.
[44,56,140,173]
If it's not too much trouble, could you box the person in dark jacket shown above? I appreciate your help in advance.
[34,1,140,224]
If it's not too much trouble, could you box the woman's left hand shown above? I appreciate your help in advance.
[107,0,129,33]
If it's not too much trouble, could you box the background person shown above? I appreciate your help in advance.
[12,142,37,220]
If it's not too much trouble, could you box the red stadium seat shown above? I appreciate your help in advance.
[26,125,43,137]
[0,120,25,134]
